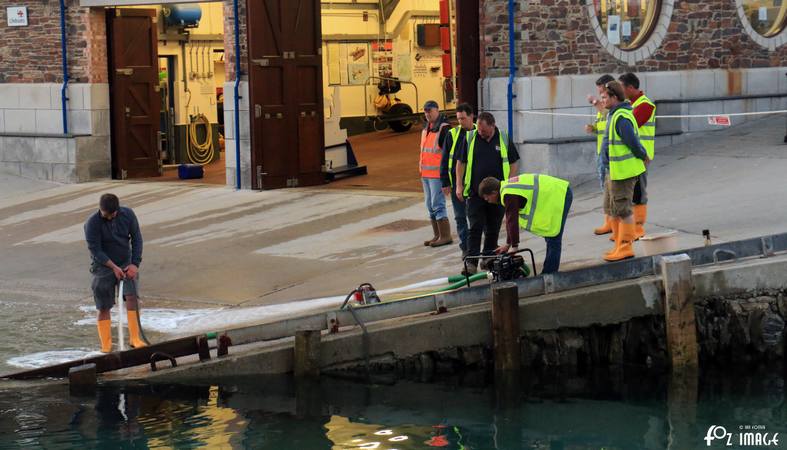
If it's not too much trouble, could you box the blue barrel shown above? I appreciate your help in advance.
[164,4,202,28]
[178,164,204,180]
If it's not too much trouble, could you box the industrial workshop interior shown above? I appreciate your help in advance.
[105,0,460,190]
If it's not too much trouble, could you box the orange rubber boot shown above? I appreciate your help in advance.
[594,215,613,235]
[608,217,620,242]
[633,204,647,240]
[604,219,621,257]
[127,310,148,348]
[97,319,112,353]
[604,222,636,262]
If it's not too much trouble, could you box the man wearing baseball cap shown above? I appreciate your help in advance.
[419,100,453,247]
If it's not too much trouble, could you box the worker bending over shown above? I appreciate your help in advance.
[84,193,147,352]
[478,174,573,274]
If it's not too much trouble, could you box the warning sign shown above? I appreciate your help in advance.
[7,7,28,27]
[708,115,731,126]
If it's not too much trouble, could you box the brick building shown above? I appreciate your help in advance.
[0,0,785,187]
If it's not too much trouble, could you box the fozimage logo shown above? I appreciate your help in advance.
[704,424,780,447]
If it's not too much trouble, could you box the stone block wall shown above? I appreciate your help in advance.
[0,2,106,83]
[480,0,787,77]
[0,83,111,183]
[223,81,252,188]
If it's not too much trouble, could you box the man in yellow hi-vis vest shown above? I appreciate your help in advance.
[439,103,476,258]
[477,174,573,274]
[455,112,520,275]
[585,74,616,236]
[600,81,649,262]
[620,73,655,240]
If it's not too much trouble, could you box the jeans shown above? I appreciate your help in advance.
[542,187,573,274]
[450,190,469,252]
[466,195,505,264]
[421,177,447,220]
[596,152,607,192]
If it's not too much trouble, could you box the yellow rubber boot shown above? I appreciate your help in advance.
[127,310,148,348]
[594,215,613,235]
[97,319,112,353]
[605,222,636,262]
[633,204,647,240]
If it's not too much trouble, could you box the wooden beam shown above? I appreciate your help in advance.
[661,254,699,370]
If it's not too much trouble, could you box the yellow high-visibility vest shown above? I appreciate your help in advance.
[463,129,511,197]
[501,174,570,238]
[608,108,646,181]
[631,94,656,160]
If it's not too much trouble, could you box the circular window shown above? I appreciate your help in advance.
[741,0,787,37]
[593,0,662,50]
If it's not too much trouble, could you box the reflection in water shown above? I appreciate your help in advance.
[0,367,785,449]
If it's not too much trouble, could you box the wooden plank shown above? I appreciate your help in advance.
[294,330,321,378]
[2,335,205,380]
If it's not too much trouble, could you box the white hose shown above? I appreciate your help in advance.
[117,279,126,352]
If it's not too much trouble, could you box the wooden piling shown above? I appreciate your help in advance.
[68,363,97,394]
[491,282,521,373]
[294,329,321,378]
[660,254,699,370]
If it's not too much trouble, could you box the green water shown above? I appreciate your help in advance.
[1,369,786,449]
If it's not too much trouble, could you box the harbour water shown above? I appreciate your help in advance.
[1,367,785,449]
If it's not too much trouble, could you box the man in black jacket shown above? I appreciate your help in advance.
[84,193,147,352]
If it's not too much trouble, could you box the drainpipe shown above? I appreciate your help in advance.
[59,0,69,134]
[233,0,241,189]
[506,0,516,144]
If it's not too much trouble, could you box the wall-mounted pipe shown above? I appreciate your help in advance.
[233,0,241,190]
[506,0,516,146]
[59,0,69,134]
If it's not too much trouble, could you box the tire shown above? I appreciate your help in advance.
[387,103,414,132]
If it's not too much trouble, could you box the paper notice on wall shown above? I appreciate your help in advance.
[759,6,768,21]
[396,53,412,81]
[327,43,341,85]
[348,63,369,85]
[622,21,632,37]
[607,15,621,45]
[339,45,349,85]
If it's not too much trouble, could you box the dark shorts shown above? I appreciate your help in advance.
[90,265,139,310]
[608,177,638,218]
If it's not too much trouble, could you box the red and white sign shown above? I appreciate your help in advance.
[708,115,731,126]
[7,6,28,27]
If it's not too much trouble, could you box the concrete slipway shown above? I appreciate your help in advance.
[0,118,786,372]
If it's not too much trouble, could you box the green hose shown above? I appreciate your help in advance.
[447,273,488,284]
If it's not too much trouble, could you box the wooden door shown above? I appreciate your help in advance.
[247,0,324,189]
[108,9,161,179]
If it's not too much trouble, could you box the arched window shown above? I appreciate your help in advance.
[594,0,662,50]
[742,0,787,37]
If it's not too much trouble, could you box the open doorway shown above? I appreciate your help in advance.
[321,0,465,192]
[107,2,227,184]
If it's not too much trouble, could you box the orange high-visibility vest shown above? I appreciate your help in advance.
[420,123,449,179]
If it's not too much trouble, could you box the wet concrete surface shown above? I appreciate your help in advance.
[1,118,787,356]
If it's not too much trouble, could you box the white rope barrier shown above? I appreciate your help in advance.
[517,109,787,119]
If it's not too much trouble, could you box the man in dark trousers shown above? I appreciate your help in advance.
[84,193,147,352]
[478,174,573,274]
[439,102,476,258]
[454,112,520,274]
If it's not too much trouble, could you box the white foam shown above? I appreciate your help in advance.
[70,275,452,336]
[75,305,221,333]
[7,349,104,369]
